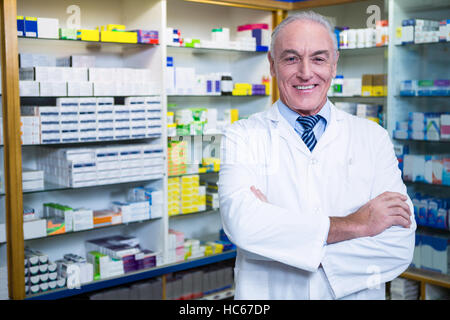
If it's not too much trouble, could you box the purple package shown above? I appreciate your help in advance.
[136,249,157,270]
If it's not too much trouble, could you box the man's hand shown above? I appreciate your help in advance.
[328,191,412,244]
[250,186,268,203]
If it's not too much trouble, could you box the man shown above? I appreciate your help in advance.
[218,11,416,300]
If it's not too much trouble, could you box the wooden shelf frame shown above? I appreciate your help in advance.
[0,0,26,300]
[400,267,450,300]
[184,0,365,11]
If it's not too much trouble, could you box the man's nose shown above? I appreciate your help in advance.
[296,59,313,80]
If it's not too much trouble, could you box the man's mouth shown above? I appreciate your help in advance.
[293,84,318,91]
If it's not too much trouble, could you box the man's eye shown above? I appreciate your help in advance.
[284,56,298,63]
[313,57,325,63]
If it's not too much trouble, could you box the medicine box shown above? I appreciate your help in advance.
[37,18,59,39]
[24,17,38,37]
[17,16,24,36]
[23,219,47,240]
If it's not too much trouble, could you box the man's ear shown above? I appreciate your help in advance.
[268,52,276,78]
[332,50,339,78]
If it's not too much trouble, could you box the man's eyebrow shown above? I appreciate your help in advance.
[279,49,300,58]
[311,50,330,57]
[279,49,330,58]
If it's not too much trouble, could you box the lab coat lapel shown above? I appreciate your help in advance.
[264,104,312,156]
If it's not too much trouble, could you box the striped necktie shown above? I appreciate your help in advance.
[297,115,321,151]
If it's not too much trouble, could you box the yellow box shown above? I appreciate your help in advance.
[367,117,380,124]
[204,246,214,256]
[372,86,384,97]
[181,175,199,181]
[264,83,270,96]
[361,86,373,97]
[232,89,248,96]
[77,29,100,42]
[234,83,252,90]
[100,30,137,43]
[182,207,199,214]
[181,195,196,201]
[105,24,126,31]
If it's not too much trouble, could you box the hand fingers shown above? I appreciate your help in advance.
[378,191,408,202]
[384,198,412,216]
[391,215,411,228]
[250,186,268,203]
[256,189,268,202]
[388,207,411,224]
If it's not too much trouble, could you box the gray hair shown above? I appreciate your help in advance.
[270,11,338,58]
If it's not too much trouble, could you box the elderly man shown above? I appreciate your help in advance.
[218,11,415,300]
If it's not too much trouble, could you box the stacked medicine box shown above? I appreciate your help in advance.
[20,96,162,144]
[180,175,205,214]
[25,247,65,295]
[168,177,181,216]
[19,64,160,97]
[36,143,164,187]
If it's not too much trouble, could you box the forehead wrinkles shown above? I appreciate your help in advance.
[274,21,334,59]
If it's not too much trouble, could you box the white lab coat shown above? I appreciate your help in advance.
[218,101,416,300]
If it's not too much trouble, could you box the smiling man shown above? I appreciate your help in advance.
[218,12,416,300]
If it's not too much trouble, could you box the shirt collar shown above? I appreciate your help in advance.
[277,99,330,128]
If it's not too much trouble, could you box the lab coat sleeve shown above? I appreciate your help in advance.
[321,128,416,299]
[218,122,330,272]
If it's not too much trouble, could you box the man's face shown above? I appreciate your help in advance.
[269,20,339,116]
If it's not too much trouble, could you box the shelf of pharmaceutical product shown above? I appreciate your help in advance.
[167,94,269,98]
[396,95,450,98]
[401,267,450,290]
[396,41,450,48]
[21,175,164,195]
[25,249,237,300]
[394,139,450,144]
[167,44,267,54]
[337,45,387,57]
[329,96,386,101]
[417,225,450,237]
[169,209,219,220]
[18,36,159,48]
[20,135,162,147]
[168,172,219,179]
[24,217,162,242]
[199,288,234,300]
[404,181,450,187]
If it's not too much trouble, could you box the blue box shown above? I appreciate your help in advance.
[17,16,24,36]
[25,16,38,37]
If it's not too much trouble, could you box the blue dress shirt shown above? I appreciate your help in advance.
[277,99,330,142]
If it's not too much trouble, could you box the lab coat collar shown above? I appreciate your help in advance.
[264,100,344,156]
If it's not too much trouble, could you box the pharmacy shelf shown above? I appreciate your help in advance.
[20,135,162,147]
[338,45,387,56]
[404,181,450,188]
[168,171,219,178]
[395,42,450,48]
[24,217,162,242]
[169,208,219,219]
[416,225,450,236]
[20,96,161,105]
[167,94,269,98]
[18,36,159,47]
[22,174,164,195]
[167,44,267,54]
[396,95,450,98]
[401,267,450,289]
[198,287,234,300]
[329,95,386,99]
[394,138,450,144]
[25,249,237,300]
